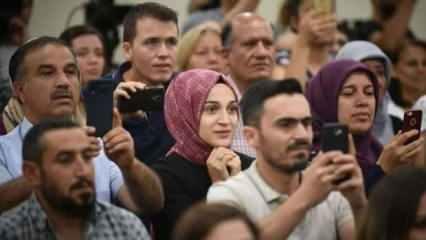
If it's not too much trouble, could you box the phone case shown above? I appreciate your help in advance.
[83,80,115,137]
[117,88,164,113]
[402,110,423,144]
[320,123,348,153]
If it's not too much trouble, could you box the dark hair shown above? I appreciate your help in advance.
[23,118,80,164]
[278,0,302,28]
[122,2,178,43]
[358,166,426,240]
[59,24,105,48]
[9,36,75,83]
[240,78,303,126]
[173,202,260,240]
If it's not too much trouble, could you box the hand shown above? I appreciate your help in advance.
[113,81,146,119]
[103,108,136,171]
[297,151,341,208]
[85,126,101,158]
[378,130,424,173]
[207,147,241,183]
[297,9,337,46]
[333,154,367,210]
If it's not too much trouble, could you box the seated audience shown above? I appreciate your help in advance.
[0,37,163,216]
[176,21,226,73]
[173,202,259,240]
[0,119,150,239]
[208,79,367,240]
[358,166,426,240]
[152,69,253,240]
[305,59,423,192]
[336,40,401,145]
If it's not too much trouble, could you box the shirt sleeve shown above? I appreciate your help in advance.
[206,182,244,209]
[330,192,354,230]
[0,142,13,184]
[108,159,124,202]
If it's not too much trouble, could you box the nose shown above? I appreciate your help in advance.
[74,156,92,177]
[207,51,219,63]
[293,122,310,140]
[254,41,270,58]
[56,71,72,88]
[157,42,171,58]
[87,52,100,65]
[218,109,232,125]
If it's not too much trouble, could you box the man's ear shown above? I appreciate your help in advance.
[243,126,260,150]
[13,81,25,104]
[122,41,133,62]
[22,161,41,188]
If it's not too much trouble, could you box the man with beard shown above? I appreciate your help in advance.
[207,79,367,239]
[0,37,164,216]
[0,119,150,239]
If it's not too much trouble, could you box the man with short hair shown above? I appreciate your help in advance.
[207,79,367,239]
[0,36,163,216]
[222,12,275,157]
[0,119,150,239]
[103,2,178,166]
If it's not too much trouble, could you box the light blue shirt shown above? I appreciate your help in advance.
[0,118,124,203]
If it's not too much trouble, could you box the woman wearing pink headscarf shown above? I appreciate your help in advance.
[152,69,253,240]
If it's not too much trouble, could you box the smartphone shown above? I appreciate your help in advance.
[117,87,165,113]
[320,123,349,154]
[321,123,350,185]
[83,80,115,137]
[401,110,423,145]
[313,0,334,14]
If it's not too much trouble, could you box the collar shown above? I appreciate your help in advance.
[246,162,289,204]
[19,118,34,139]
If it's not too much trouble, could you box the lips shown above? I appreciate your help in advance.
[214,130,232,138]
[352,112,370,120]
[153,63,172,70]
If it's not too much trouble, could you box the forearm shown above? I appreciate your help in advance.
[260,190,310,240]
[122,160,164,215]
[0,177,32,213]
[285,39,310,89]
[376,0,415,52]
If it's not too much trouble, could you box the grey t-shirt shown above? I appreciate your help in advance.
[207,162,354,240]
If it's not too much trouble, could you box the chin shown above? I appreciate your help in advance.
[212,139,233,148]
[349,124,372,135]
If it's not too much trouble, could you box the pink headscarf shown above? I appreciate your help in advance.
[165,69,238,165]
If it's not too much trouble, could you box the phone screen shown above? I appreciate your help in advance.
[83,80,115,137]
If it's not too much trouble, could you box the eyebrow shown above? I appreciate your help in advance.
[204,100,238,104]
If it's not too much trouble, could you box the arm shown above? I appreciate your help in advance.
[372,0,416,53]
[117,160,164,215]
[0,177,32,213]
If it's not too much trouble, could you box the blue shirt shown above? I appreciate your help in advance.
[0,118,124,203]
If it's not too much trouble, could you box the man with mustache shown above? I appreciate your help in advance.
[0,119,149,239]
[0,36,164,217]
[207,79,367,239]
[221,12,275,157]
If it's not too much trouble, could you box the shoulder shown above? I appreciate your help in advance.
[96,201,150,238]
[0,200,31,238]
[207,170,253,205]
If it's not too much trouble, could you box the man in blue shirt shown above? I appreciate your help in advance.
[0,36,164,215]
[101,2,178,166]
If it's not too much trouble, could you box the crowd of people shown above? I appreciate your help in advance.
[0,0,425,239]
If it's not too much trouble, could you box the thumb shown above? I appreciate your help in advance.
[112,107,122,128]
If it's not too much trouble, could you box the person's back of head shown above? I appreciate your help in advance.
[173,202,259,240]
[358,166,426,240]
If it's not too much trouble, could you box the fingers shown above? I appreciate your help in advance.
[112,108,122,128]
[113,81,146,106]
[348,134,356,156]
[394,129,419,145]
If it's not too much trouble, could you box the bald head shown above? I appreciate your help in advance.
[224,13,274,93]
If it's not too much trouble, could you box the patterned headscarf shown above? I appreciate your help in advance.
[165,69,238,165]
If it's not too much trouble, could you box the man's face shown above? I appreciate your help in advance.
[251,94,313,174]
[228,18,274,89]
[15,44,80,123]
[124,17,178,85]
[38,128,95,216]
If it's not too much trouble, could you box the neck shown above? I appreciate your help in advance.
[401,84,421,108]
[230,74,249,95]
[123,67,160,87]
[308,46,329,75]
[255,157,300,195]
[36,193,86,240]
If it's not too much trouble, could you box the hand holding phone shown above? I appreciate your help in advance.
[401,110,422,145]
[117,87,165,113]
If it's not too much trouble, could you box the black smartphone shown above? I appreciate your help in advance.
[320,123,349,154]
[401,110,423,145]
[117,88,165,113]
[320,123,350,185]
[83,80,115,137]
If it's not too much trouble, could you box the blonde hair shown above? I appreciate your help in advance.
[176,21,222,71]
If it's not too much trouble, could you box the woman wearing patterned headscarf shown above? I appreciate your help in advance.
[151,69,252,240]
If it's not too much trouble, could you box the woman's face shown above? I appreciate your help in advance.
[395,44,426,94]
[204,219,255,240]
[408,193,426,240]
[337,72,376,135]
[72,34,105,86]
[199,83,238,147]
[188,31,226,73]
